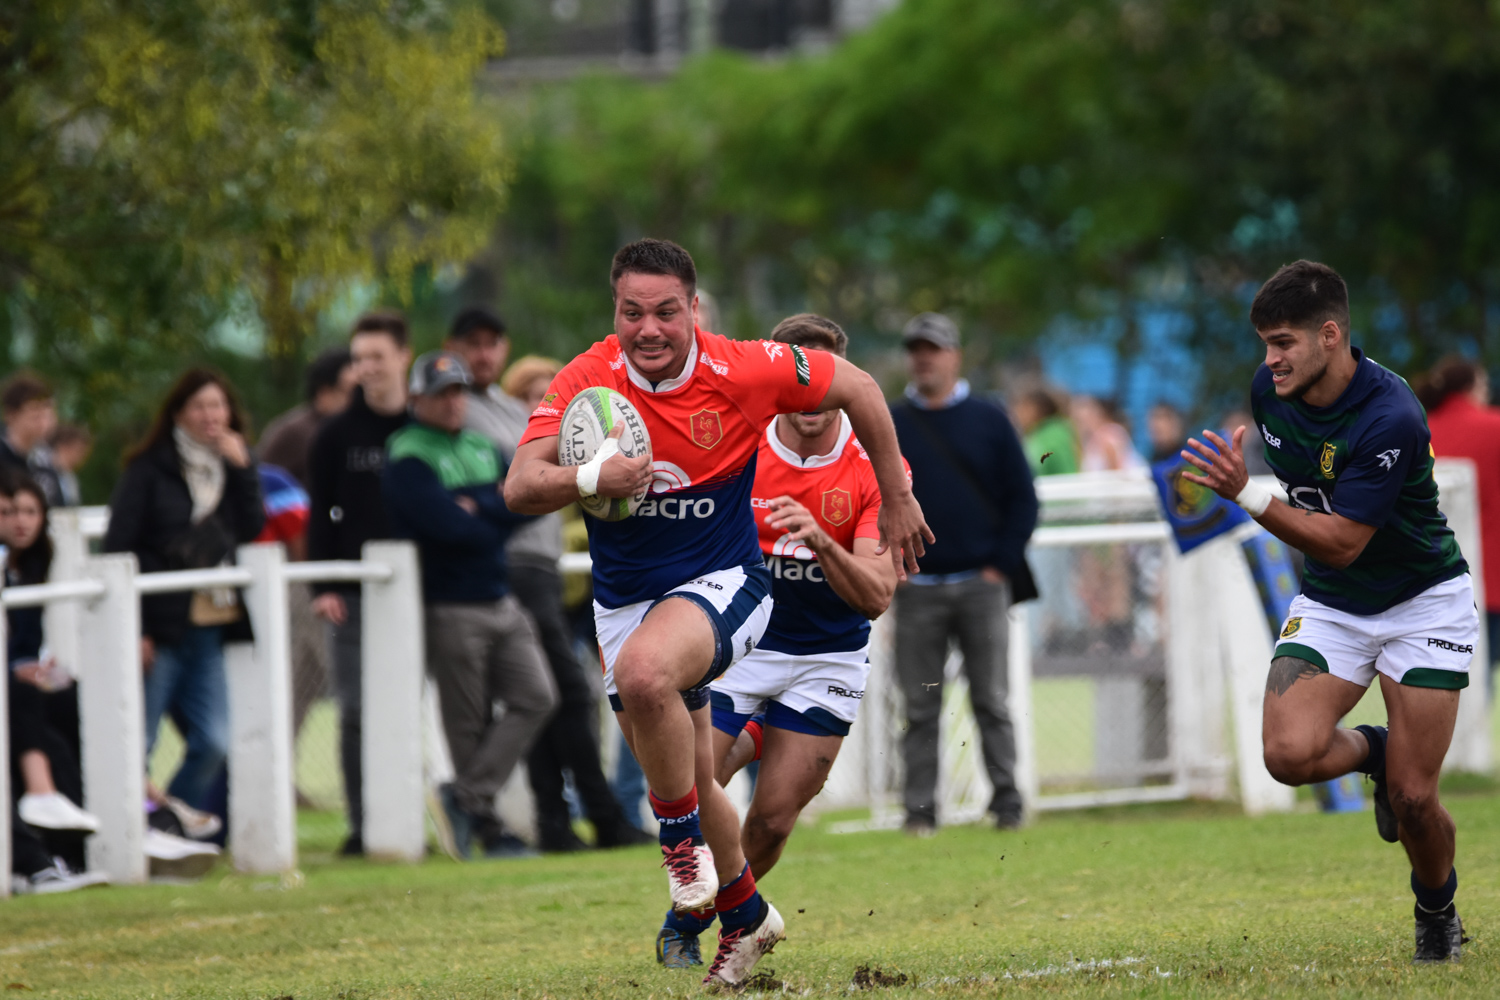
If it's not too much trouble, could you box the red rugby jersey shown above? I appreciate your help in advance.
[520,329,835,607]
[752,415,895,654]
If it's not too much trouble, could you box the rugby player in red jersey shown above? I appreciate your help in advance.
[504,241,932,987]
[653,313,905,968]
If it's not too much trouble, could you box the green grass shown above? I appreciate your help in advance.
[4,790,1499,999]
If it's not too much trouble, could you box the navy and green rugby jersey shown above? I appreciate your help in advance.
[1251,347,1467,616]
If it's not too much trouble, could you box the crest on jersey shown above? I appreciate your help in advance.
[690,408,723,449]
[822,487,852,526]
[763,342,785,362]
[1280,617,1302,639]
[1319,442,1338,478]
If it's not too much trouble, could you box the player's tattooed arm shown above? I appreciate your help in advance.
[1265,656,1323,697]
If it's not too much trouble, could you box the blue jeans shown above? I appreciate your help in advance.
[145,626,229,809]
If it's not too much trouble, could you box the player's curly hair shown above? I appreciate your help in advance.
[770,313,848,357]
[1250,260,1350,339]
[610,239,696,297]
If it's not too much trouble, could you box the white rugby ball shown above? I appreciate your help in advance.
[557,386,652,521]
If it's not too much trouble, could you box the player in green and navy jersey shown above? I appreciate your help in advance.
[1182,260,1476,964]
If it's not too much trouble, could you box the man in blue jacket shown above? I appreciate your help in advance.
[889,313,1039,835]
[383,351,559,858]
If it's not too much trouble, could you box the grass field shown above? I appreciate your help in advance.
[3,784,1499,999]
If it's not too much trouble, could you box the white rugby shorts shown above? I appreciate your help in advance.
[1274,573,1477,690]
[597,562,774,711]
[711,645,871,734]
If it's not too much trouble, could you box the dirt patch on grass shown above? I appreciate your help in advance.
[852,964,909,989]
[740,971,785,991]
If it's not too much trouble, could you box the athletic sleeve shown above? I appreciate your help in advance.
[729,340,838,424]
[517,348,613,446]
[1331,405,1422,526]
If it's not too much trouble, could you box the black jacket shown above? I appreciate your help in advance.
[891,396,1039,598]
[103,438,265,646]
[306,387,409,594]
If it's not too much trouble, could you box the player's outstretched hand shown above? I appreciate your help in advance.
[1180,426,1249,500]
[764,496,831,552]
[875,492,934,581]
[595,424,654,499]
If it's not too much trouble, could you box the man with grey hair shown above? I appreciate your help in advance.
[889,312,1039,834]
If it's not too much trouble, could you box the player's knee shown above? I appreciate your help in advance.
[613,652,669,705]
[1262,739,1317,785]
[745,807,796,850]
[1389,781,1441,835]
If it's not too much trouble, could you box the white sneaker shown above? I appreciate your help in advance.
[661,839,718,913]
[703,901,786,988]
[18,792,100,832]
[19,861,110,895]
[162,796,222,840]
[145,828,220,880]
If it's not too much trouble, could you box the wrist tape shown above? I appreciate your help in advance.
[1234,478,1273,517]
[576,438,621,497]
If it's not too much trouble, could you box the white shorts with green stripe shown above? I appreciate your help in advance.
[1273,573,1477,690]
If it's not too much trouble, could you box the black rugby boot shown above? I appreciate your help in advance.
[1413,903,1465,964]
[1356,724,1399,843]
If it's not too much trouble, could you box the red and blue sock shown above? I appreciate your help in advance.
[715,863,764,932]
[650,787,703,846]
[744,716,765,762]
[664,905,717,936]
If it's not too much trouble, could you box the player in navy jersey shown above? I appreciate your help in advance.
[654,314,903,968]
[505,242,932,987]
[1182,260,1474,963]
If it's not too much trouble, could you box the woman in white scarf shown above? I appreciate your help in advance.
[103,370,264,820]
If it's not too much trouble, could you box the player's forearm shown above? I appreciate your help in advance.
[1254,500,1371,569]
[836,367,913,504]
[503,460,581,515]
[810,541,896,619]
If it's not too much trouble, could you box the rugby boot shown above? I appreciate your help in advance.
[702,899,785,989]
[655,927,703,968]
[662,839,718,913]
[1413,903,1465,963]
[1357,725,1399,843]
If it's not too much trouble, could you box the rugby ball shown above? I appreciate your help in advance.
[557,386,652,521]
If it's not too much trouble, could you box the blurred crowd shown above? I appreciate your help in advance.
[10,309,1500,892]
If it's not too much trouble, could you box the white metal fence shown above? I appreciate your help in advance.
[0,527,425,898]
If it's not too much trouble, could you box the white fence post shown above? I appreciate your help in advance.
[1008,603,1038,818]
[227,542,297,874]
[46,508,87,681]
[361,541,425,862]
[1433,459,1490,773]
[0,607,9,899]
[79,553,148,885]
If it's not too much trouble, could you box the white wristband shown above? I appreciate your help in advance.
[1234,478,1273,518]
[576,438,621,497]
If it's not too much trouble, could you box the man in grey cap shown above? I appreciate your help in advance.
[382,350,558,858]
[889,313,1039,834]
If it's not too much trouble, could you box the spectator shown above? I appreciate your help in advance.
[0,373,64,508]
[445,308,649,852]
[5,475,98,846]
[1421,356,1500,698]
[1011,388,1079,476]
[103,369,264,814]
[307,312,411,856]
[382,351,558,858]
[1146,402,1186,464]
[889,313,1038,834]
[49,424,92,507]
[258,347,356,487]
[1072,395,1145,472]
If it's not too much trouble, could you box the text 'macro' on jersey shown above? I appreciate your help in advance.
[520,329,835,607]
[753,413,895,655]
[1251,346,1467,615]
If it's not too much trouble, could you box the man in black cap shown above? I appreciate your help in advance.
[383,350,559,859]
[888,312,1039,835]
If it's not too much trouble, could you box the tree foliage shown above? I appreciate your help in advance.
[496,0,1500,405]
[1,0,508,492]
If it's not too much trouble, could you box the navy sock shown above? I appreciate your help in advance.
[649,788,703,846]
[1353,725,1386,776]
[664,907,716,936]
[716,864,764,932]
[1412,868,1457,913]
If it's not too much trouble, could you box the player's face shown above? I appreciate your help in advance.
[785,409,839,438]
[1258,321,1338,400]
[613,273,698,380]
